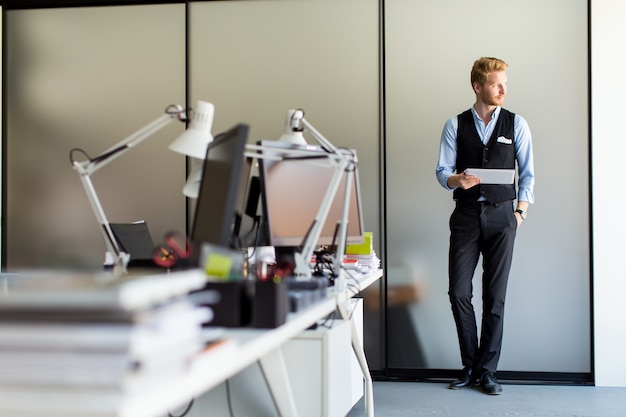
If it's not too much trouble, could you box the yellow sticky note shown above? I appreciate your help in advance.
[345,232,373,255]
[204,253,234,280]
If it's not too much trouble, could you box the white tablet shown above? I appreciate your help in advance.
[465,168,515,185]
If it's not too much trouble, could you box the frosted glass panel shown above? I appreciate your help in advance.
[5,5,186,270]
[188,0,381,367]
[187,0,379,233]
[385,0,590,373]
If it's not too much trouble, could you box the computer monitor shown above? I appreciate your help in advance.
[257,140,365,253]
[190,123,250,253]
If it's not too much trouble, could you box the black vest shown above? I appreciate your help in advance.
[453,108,517,203]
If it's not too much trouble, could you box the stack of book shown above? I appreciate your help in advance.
[344,251,381,272]
[345,232,381,272]
[0,269,209,400]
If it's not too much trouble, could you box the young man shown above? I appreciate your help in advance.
[435,57,535,395]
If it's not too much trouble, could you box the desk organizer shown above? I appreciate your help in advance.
[287,277,329,312]
[189,281,252,327]
[252,279,289,328]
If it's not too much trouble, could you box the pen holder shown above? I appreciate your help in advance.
[189,280,252,327]
[252,279,289,328]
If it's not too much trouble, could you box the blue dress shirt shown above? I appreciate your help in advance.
[436,106,535,204]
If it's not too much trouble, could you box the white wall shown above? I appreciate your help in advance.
[591,0,626,388]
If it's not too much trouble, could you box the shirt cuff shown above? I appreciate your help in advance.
[518,189,535,204]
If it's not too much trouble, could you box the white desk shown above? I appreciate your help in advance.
[0,269,382,417]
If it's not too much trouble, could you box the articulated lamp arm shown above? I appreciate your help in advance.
[248,109,358,283]
[285,109,357,284]
[70,104,187,275]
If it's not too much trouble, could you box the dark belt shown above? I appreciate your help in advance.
[455,199,513,208]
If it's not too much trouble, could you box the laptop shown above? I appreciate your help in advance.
[109,221,156,268]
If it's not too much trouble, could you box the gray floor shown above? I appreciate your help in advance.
[347,381,626,417]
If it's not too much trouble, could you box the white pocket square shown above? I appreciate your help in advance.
[496,136,513,145]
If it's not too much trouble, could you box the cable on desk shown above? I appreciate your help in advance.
[168,398,195,417]
[226,379,235,417]
[339,267,366,321]
[343,268,362,295]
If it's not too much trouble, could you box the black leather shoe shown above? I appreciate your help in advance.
[479,371,503,395]
[448,367,477,389]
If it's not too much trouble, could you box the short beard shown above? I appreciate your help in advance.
[484,95,505,106]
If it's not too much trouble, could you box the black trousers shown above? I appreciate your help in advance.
[448,200,517,373]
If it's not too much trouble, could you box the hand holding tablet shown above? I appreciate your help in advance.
[465,168,515,185]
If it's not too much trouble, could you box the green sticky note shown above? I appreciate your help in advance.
[204,253,234,280]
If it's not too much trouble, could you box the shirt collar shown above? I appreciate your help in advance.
[471,106,501,123]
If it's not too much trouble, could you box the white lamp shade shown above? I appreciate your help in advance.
[278,130,307,145]
[169,100,214,159]
[278,109,307,145]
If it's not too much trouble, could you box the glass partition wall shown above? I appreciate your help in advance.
[4,4,187,269]
[383,0,591,380]
[2,0,592,382]
[185,0,383,368]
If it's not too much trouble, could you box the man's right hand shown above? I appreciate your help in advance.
[447,172,481,190]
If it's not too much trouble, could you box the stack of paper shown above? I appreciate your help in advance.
[344,250,381,272]
[345,232,380,272]
[0,269,209,397]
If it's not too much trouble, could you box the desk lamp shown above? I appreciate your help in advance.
[169,101,215,198]
[70,101,215,275]
[246,109,357,286]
